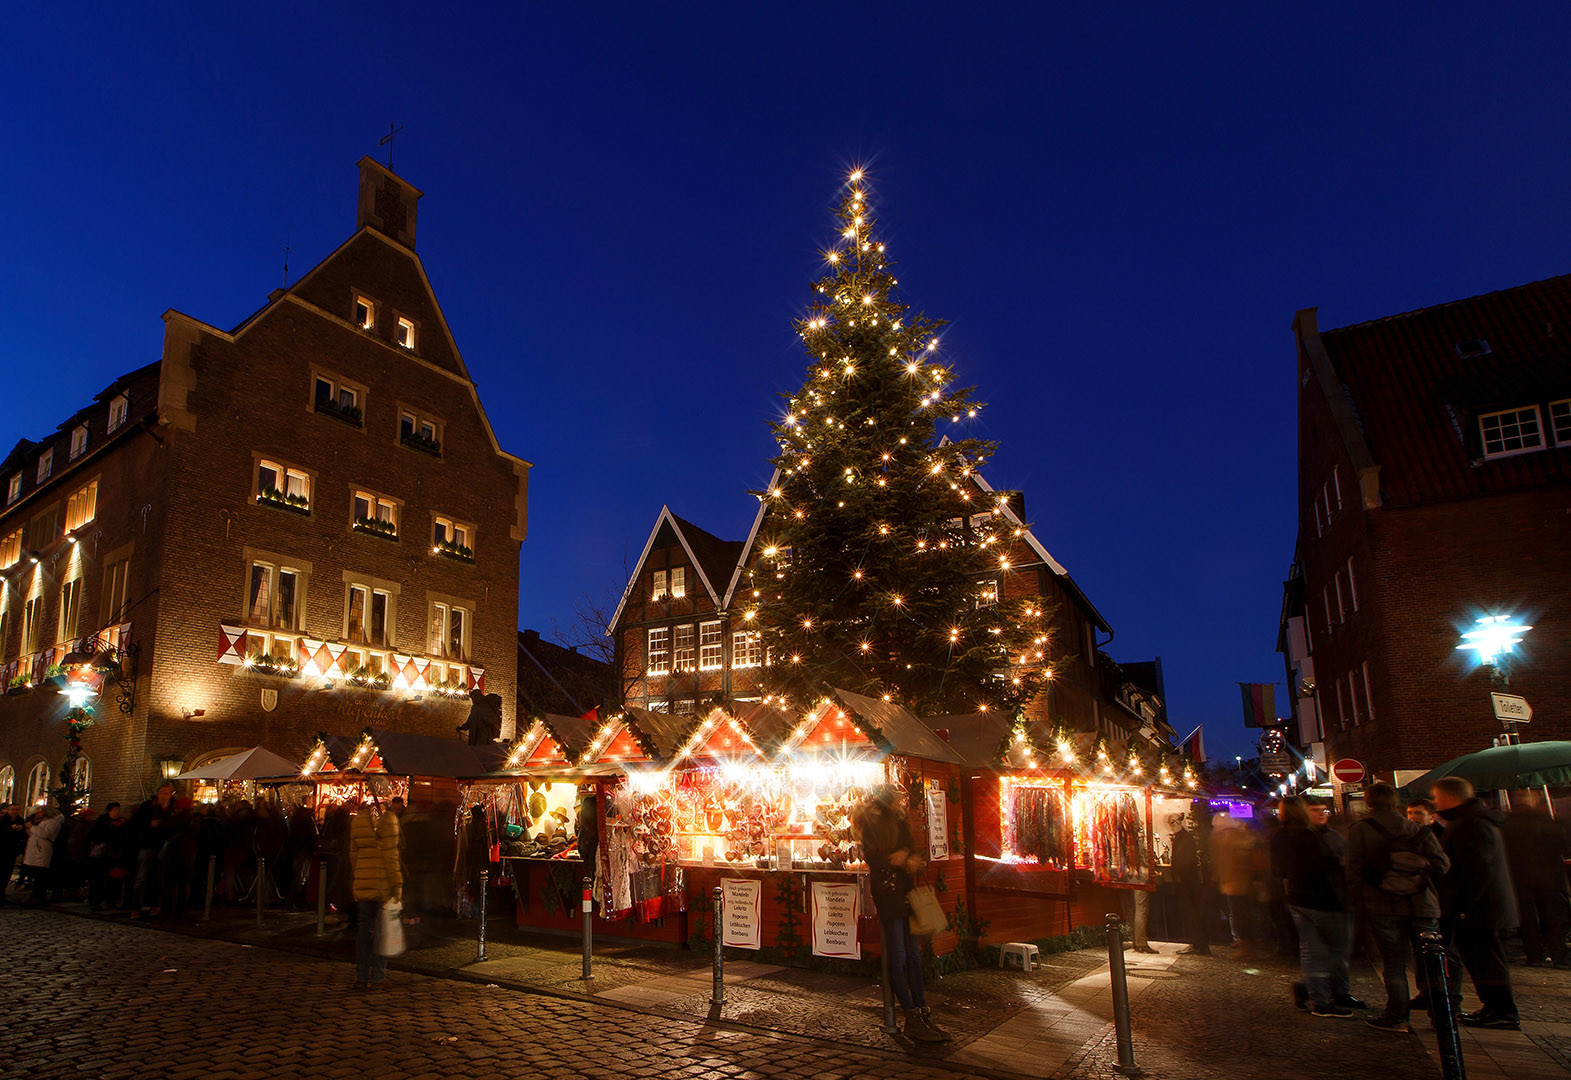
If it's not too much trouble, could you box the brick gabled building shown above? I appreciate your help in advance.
[0,158,530,808]
[1280,277,1571,788]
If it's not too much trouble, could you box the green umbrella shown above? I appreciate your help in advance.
[1402,741,1571,794]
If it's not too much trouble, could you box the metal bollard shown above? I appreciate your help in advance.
[1105,913,1142,1077]
[476,869,489,962]
[1420,930,1466,1080]
[202,854,216,922]
[315,855,328,937]
[876,918,901,1035]
[580,875,594,979]
[255,857,266,927]
[710,885,725,1008]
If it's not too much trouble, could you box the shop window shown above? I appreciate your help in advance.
[651,570,668,601]
[346,583,392,648]
[732,630,761,669]
[647,627,670,675]
[65,480,99,532]
[247,561,301,630]
[108,393,128,432]
[354,295,376,330]
[69,424,88,461]
[24,762,49,808]
[1479,406,1543,459]
[352,490,399,538]
[699,621,723,670]
[58,577,82,644]
[673,623,696,673]
[0,528,20,569]
[6,473,19,505]
[21,595,44,654]
[396,317,416,350]
[36,448,52,484]
[428,602,469,661]
[102,557,130,625]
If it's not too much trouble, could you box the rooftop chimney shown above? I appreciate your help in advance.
[356,157,421,249]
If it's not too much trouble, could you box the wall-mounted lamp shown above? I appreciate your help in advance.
[157,756,185,780]
[181,708,206,721]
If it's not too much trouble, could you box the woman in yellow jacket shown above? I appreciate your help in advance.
[351,802,402,988]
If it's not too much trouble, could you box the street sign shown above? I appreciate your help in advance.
[1491,693,1533,723]
[1332,758,1365,784]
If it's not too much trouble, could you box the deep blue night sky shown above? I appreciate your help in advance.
[6,4,1570,760]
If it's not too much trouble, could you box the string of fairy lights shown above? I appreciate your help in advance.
[742,168,1059,719]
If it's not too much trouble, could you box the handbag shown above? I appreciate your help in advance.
[378,899,406,957]
[907,884,946,937]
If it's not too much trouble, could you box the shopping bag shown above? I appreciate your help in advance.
[379,899,406,956]
[906,885,946,937]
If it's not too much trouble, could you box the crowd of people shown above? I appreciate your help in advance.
[0,783,463,929]
[1166,776,1569,1033]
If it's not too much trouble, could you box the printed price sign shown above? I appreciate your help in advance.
[811,881,862,959]
[720,878,761,950]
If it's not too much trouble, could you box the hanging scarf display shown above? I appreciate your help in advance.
[1089,793,1148,882]
[1007,785,1069,867]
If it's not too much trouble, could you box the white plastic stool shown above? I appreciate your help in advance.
[1000,942,1040,971]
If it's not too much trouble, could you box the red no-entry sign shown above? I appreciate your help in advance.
[1332,758,1365,784]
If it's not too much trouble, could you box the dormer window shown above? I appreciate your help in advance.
[6,474,19,505]
[69,424,88,460]
[1454,339,1492,360]
[36,449,52,484]
[354,295,376,331]
[1479,406,1543,459]
[670,566,686,598]
[396,318,416,350]
[652,570,668,601]
[108,393,128,432]
[1551,398,1571,446]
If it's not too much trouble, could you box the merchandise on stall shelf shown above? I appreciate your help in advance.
[1005,782,1071,868]
[1088,791,1148,883]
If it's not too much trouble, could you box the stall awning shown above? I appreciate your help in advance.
[922,714,1058,771]
[829,689,966,765]
[732,701,799,757]
[323,730,487,778]
[621,707,697,761]
[173,746,301,781]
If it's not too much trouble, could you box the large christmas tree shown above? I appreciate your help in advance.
[741,170,1056,718]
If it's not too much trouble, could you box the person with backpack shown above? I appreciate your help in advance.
[1346,782,1449,1033]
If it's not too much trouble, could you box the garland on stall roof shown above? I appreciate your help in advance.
[838,701,893,754]
[994,713,1036,767]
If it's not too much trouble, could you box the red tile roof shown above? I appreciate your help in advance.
[1320,274,1571,507]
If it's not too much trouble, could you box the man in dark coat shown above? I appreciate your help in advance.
[1347,782,1450,1032]
[1433,776,1520,1029]
[1501,790,1571,968]
[0,804,24,903]
[1171,802,1216,955]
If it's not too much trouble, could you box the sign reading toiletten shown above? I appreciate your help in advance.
[811,881,862,959]
[720,878,761,950]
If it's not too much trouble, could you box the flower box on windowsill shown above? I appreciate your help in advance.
[258,487,311,515]
[400,431,443,458]
[245,654,300,679]
[345,665,393,691]
[352,516,398,541]
[6,676,31,696]
[314,398,364,428]
[428,676,468,700]
[434,540,474,563]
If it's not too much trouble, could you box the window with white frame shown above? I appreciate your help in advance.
[246,561,302,630]
[428,601,470,661]
[354,294,376,330]
[69,424,88,460]
[71,755,90,800]
[353,490,399,536]
[1322,585,1334,636]
[102,557,130,624]
[0,608,10,664]
[1479,406,1543,459]
[699,621,723,670]
[1345,558,1358,612]
[647,627,670,675]
[1551,399,1571,446]
[432,516,473,557]
[395,317,416,350]
[345,583,392,648]
[21,595,44,654]
[672,698,696,716]
[65,480,98,532]
[1348,666,1362,724]
[1362,660,1376,720]
[36,448,52,484]
[0,765,11,805]
[1334,675,1347,729]
[673,623,696,672]
[312,373,364,422]
[256,460,311,511]
[0,529,20,569]
[58,577,82,644]
[108,393,128,432]
[732,630,761,669]
[1333,570,1346,624]
[6,473,19,504]
[24,762,49,808]
[976,579,999,608]
[399,410,443,453]
[651,570,668,601]
[670,567,686,599]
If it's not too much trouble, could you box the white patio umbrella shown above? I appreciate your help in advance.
[171,746,302,781]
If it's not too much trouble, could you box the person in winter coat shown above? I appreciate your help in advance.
[1433,776,1520,1029]
[851,788,950,1045]
[1346,782,1450,1032]
[1271,797,1360,1018]
[88,803,134,911]
[350,799,403,989]
[0,805,25,903]
[1210,813,1266,957]
[23,808,64,905]
[1501,790,1571,968]
[1171,803,1217,955]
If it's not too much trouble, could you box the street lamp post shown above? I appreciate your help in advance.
[1456,615,1532,745]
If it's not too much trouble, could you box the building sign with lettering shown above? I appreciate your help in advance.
[811,881,862,959]
[927,787,950,861]
[720,877,761,950]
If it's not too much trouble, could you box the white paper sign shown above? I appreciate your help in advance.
[811,881,862,959]
[720,877,761,950]
[927,787,950,861]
